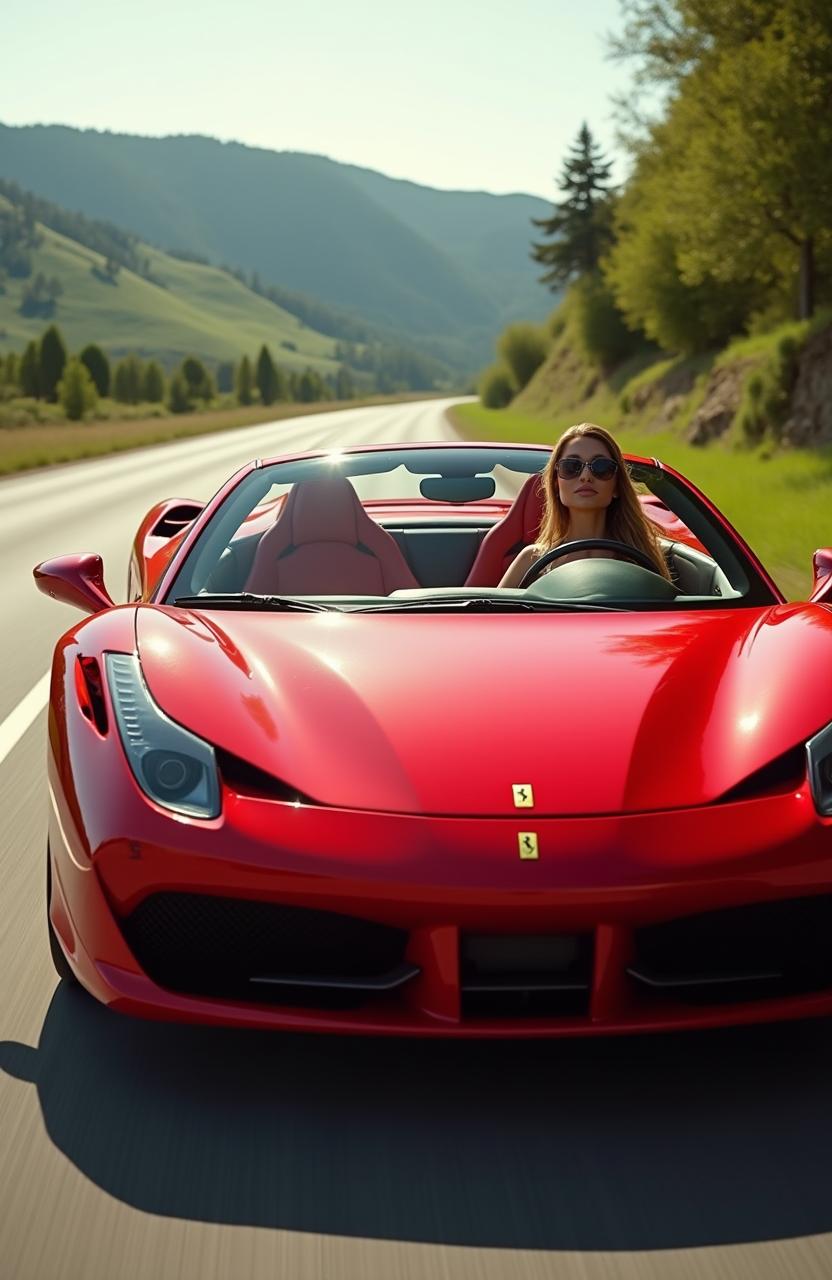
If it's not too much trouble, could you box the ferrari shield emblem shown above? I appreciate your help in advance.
[512,783,534,808]
[518,832,539,860]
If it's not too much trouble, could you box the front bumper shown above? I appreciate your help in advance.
[48,738,832,1036]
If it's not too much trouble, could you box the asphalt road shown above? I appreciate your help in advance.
[2,398,832,1280]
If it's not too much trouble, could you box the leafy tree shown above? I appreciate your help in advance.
[59,358,98,420]
[235,355,254,405]
[572,273,643,366]
[80,344,111,397]
[604,139,759,352]
[142,360,166,403]
[39,324,67,401]
[609,0,832,320]
[531,124,614,289]
[168,372,190,414]
[113,355,144,404]
[20,339,40,397]
[181,356,211,401]
[255,344,280,405]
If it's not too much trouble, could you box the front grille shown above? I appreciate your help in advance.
[121,892,410,1008]
[460,932,593,1018]
[630,895,832,1004]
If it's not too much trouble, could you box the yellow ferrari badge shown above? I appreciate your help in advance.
[518,832,539,860]
[512,783,534,808]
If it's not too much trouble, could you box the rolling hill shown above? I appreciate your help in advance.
[0,124,552,362]
[0,194,342,372]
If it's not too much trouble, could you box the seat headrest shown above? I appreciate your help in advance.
[285,476,362,546]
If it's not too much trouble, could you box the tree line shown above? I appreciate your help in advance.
[0,325,360,421]
[0,178,157,286]
[483,0,832,405]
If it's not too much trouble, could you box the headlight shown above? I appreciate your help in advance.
[807,721,832,816]
[105,653,221,818]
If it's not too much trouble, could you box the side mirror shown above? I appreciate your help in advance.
[810,549,832,604]
[34,554,115,615]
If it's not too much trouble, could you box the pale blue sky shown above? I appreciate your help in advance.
[4,0,634,198]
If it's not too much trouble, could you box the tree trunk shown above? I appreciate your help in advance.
[798,236,815,320]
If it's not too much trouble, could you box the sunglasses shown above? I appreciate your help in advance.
[556,455,618,482]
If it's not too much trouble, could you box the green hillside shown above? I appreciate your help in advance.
[0,124,547,362]
[341,163,551,325]
[0,197,340,371]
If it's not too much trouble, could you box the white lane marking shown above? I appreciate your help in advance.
[0,672,50,768]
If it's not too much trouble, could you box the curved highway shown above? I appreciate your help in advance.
[2,398,832,1280]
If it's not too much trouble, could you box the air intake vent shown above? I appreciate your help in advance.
[151,503,203,538]
[629,895,832,1004]
[121,893,410,1009]
[460,932,593,1018]
[716,746,805,804]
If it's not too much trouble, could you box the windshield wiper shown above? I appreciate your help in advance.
[353,596,620,614]
[172,593,337,613]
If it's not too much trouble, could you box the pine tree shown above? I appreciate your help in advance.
[0,351,20,390]
[297,369,324,403]
[235,355,254,405]
[531,124,614,289]
[142,360,166,403]
[255,344,280,405]
[20,339,40,397]
[80,344,111,398]
[39,324,68,401]
[59,357,98,420]
[335,365,355,400]
[113,355,144,404]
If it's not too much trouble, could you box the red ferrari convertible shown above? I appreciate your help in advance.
[36,441,832,1036]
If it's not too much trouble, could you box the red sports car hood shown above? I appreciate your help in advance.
[135,603,832,816]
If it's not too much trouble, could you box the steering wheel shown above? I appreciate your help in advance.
[518,538,660,588]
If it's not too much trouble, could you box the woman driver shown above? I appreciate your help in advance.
[499,422,671,587]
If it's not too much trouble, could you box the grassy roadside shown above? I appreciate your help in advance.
[451,401,832,600]
[0,393,450,477]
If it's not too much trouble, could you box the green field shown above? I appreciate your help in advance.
[453,401,832,600]
[0,200,340,372]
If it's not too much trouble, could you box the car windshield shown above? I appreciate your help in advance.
[164,446,776,611]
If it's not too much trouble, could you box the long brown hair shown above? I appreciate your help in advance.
[536,423,671,580]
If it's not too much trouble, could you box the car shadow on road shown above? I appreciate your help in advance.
[2,984,832,1250]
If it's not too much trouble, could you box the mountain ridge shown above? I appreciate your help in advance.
[0,123,551,362]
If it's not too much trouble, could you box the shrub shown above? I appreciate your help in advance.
[479,364,515,409]
[58,357,98,421]
[737,336,801,443]
[142,361,166,403]
[496,324,549,392]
